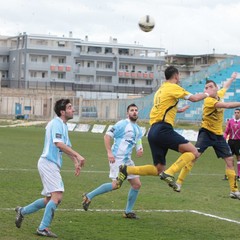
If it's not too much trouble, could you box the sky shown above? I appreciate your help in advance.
[1,0,240,55]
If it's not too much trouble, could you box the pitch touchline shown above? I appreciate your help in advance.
[2,208,240,225]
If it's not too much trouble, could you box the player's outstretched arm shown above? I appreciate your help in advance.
[223,72,237,90]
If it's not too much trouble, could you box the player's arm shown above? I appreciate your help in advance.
[215,102,240,109]
[186,91,214,102]
[136,138,143,157]
[223,72,237,90]
[177,105,190,113]
[104,134,115,163]
[224,120,230,139]
[55,142,85,176]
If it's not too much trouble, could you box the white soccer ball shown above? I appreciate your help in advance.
[138,15,155,32]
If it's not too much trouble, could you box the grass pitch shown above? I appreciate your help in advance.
[0,126,240,239]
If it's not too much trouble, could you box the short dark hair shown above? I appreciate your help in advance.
[235,108,240,112]
[205,79,217,87]
[165,66,179,80]
[127,103,138,112]
[54,98,70,117]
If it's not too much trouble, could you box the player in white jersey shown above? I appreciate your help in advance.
[82,104,143,219]
[15,99,85,238]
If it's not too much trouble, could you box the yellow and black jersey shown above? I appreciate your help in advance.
[201,88,226,135]
[149,82,191,126]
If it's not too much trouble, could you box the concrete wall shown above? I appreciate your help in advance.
[0,88,75,120]
[0,88,120,120]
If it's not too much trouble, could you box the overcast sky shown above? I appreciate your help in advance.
[1,0,240,55]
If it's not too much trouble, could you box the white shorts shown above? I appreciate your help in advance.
[109,158,139,180]
[38,157,64,197]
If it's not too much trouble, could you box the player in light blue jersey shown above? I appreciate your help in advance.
[15,99,85,238]
[82,104,143,219]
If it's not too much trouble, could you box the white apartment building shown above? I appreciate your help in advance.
[0,33,165,99]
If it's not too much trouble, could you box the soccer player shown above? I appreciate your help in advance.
[175,72,240,199]
[117,66,215,190]
[15,99,85,238]
[224,108,240,181]
[82,104,143,219]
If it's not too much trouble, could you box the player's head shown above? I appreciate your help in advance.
[234,108,240,120]
[165,66,180,83]
[127,103,138,122]
[205,79,217,87]
[205,79,218,96]
[54,99,70,116]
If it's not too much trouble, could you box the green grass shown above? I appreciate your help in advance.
[0,126,240,240]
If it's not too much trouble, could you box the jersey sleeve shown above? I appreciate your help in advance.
[106,120,124,138]
[174,85,192,99]
[51,120,64,143]
[218,88,227,98]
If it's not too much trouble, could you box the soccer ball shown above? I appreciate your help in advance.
[138,15,155,32]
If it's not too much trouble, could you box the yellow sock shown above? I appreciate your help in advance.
[226,168,238,192]
[165,152,195,176]
[176,162,194,185]
[127,165,158,176]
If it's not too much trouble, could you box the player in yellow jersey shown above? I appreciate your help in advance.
[116,65,215,190]
[175,72,240,199]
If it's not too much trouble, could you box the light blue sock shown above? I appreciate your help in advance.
[125,188,139,213]
[87,183,113,200]
[21,198,45,215]
[38,200,57,230]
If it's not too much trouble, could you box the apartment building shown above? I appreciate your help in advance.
[0,33,165,98]
[165,53,237,79]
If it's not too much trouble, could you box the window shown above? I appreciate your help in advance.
[105,47,112,54]
[119,79,128,84]
[58,41,65,47]
[146,80,152,85]
[120,64,128,70]
[88,46,101,53]
[59,58,65,64]
[31,56,38,62]
[105,63,112,69]
[30,71,37,78]
[58,73,64,79]
[119,48,129,55]
[147,66,153,71]
[3,56,8,63]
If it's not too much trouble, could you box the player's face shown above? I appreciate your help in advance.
[127,107,138,122]
[175,73,180,85]
[204,82,218,97]
[235,110,240,120]
[63,103,75,121]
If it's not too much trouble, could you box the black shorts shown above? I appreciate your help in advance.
[228,139,240,156]
[148,122,189,166]
[195,128,232,158]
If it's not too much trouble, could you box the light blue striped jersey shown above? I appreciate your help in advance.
[106,119,143,163]
[41,117,71,168]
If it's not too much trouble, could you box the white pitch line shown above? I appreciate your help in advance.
[0,168,223,176]
[0,168,108,173]
[2,208,240,225]
[190,210,240,225]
